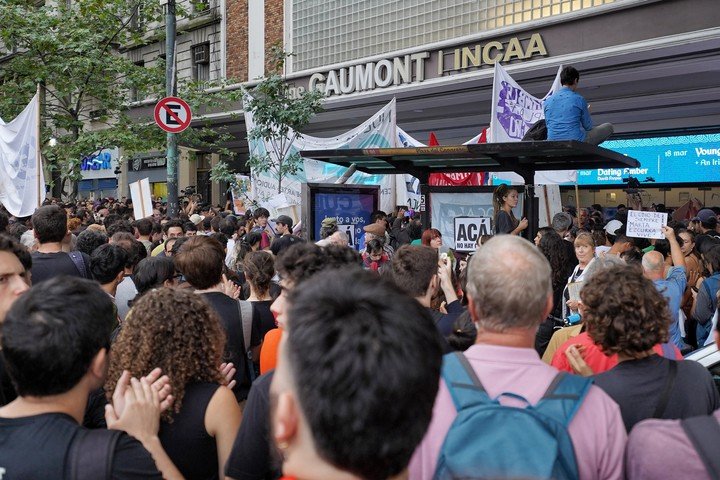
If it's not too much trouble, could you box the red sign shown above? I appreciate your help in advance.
[154,96,192,133]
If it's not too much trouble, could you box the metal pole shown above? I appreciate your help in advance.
[165,0,178,217]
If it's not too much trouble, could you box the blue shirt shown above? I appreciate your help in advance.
[543,87,593,141]
[654,266,687,350]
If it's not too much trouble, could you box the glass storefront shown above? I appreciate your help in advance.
[291,0,615,71]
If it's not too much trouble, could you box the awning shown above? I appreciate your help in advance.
[301,141,639,182]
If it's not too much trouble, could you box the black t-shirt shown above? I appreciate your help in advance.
[594,355,720,432]
[159,382,221,480]
[252,301,276,339]
[0,357,17,407]
[495,210,517,235]
[30,251,92,284]
[0,412,162,479]
[200,292,261,401]
[225,371,282,480]
[269,234,303,256]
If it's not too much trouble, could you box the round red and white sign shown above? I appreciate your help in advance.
[154,96,192,133]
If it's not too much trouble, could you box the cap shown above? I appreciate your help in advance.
[321,217,337,227]
[272,215,294,227]
[692,209,717,224]
[189,214,204,225]
[604,219,623,236]
[363,223,386,237]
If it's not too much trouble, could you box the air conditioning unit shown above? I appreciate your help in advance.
[193,43,210,65]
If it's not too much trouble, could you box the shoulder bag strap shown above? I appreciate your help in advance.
[68,429,122,480]
[681,416,720,480]
[68,252,88,278]
[652,360,678,418]
[237,300,254,352]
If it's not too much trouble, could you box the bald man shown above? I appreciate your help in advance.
[643,226,687,352]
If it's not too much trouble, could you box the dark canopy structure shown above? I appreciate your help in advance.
[301,141,640,237]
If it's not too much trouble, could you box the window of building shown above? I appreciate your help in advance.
[191,42,210,82]
[130,1,145,31]
[192,0,210,14]
[291,0,616,72]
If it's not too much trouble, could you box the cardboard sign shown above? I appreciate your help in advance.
[337,224,356,247]
[129,178,153,220]
[626,210,668,240]
[454,217,492,251]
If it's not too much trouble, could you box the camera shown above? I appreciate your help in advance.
[181,186,196,196]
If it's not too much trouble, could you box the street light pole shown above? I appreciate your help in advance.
[165,0,178,217]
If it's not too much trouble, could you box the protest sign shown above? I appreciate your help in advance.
[626,210,667,239]
[129,178,153,220]
[454,217,492,251]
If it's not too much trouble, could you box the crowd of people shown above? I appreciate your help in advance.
[0,193,720,480]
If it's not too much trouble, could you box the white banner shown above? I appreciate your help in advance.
[0,93,45,217]
[246,95,398,213]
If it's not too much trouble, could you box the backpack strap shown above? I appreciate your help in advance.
[68,251,88,278]
[441,352,491,410]
[535,372,593,427]
[682,416,720,480]
[652,360,678,419]
[67,428,122,480]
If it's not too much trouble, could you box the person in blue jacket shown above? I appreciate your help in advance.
[544,66,614,145]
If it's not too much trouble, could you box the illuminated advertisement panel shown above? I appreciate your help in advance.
[575,134,720,185]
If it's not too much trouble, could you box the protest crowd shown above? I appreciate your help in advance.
[0,192,719,480]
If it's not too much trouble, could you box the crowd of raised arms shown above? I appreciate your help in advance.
[0,192,720,480]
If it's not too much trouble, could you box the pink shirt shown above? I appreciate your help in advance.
[626,408,720,479]
[409,344,627,480]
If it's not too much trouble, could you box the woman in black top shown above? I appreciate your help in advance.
[244,250,278,339]
[107,288,241,479]
[580,263,719,432]
[492,184,528,236]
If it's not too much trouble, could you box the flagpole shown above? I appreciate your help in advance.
[36,83,42,209]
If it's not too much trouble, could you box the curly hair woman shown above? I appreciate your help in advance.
[107,288,242,479]
[582,264,719,431]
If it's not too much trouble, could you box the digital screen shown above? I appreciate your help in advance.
[312,189,378,250]
[574,133,720,185]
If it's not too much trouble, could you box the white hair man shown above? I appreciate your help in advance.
[409,235,626,480]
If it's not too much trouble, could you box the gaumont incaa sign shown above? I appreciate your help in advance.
[288,33,548,98]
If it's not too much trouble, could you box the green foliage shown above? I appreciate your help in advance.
[0,0,241,198]
[242,46,324,194]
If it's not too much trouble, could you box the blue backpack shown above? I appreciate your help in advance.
[433,352,593,480]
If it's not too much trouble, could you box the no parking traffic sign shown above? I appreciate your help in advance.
[154,96,192,133]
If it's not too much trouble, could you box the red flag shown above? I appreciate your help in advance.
[428,132,439,146]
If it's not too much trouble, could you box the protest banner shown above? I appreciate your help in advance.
[454,217,492,251]
[129,178,153,220]
[0,92,45,217]
[626,210,668,239]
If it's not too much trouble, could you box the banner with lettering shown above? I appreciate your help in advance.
[245,94,397,212]
[488,63,577,185]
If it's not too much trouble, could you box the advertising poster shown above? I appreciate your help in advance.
[312,189,377,250]
[576,134,720,185]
